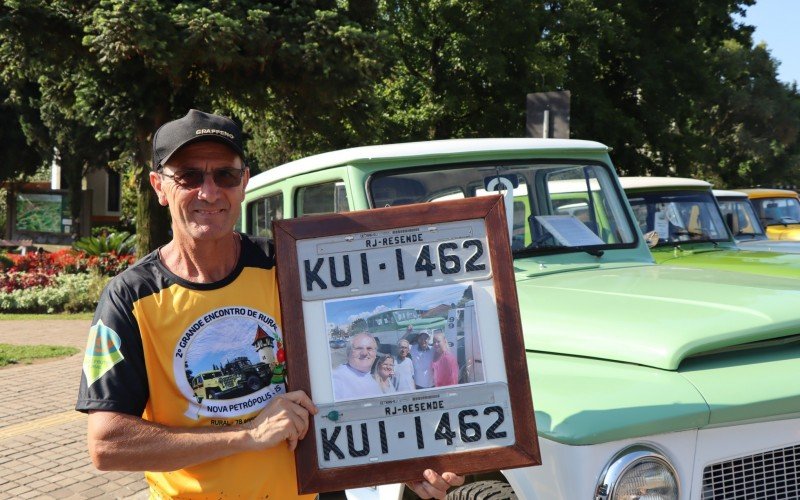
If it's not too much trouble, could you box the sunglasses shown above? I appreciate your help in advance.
[159,167,245,189]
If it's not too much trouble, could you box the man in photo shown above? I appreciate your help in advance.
[394,339,415,391]
[331,333,382,399]
[410,331,434,390]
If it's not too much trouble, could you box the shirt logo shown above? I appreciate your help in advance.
[83,320,124,386]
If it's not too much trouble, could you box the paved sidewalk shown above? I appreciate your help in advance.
[0,320,149,499]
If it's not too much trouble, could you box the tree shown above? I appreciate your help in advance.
[373,0,554,141]
[0,84,47,183]
[1,0,382,254]
[691,39,800,187]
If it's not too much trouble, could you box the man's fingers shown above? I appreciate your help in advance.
[407,470,465,499]
[441,471,465,487]
[282,390,318,414]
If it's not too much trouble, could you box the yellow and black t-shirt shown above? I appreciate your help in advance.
[76,235,313,499]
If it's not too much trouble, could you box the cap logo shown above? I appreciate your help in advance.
[195,128,235,139]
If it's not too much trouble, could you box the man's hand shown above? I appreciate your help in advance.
[246,390,318,451]
[406,469,465,499]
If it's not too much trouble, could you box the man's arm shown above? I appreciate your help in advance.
[87,390,316,471]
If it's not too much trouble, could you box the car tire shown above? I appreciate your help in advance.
[206,389,219,399]
[246,375,263,392]
[446,480,517,500]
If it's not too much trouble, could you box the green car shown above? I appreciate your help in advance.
[621,176,800,279]
[244,139,800,499]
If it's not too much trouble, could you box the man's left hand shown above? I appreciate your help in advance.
[406,469,465,499]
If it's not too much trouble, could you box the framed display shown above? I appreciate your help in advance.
[274,196,540,494]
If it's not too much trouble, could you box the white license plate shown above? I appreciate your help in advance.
[297,220,492,300]
[315,383,514,468]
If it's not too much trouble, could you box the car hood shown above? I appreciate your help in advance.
[738,239,800,253]
[650,244,800,278]
[765,223,800,240]
[515,264,800,370]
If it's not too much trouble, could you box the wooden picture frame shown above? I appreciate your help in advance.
[274,196,540,494]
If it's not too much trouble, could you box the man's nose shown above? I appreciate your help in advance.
[197,170,221,202]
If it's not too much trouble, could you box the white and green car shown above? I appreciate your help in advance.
[243,139,800,499]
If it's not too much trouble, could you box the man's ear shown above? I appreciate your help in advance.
[149,171,168,206]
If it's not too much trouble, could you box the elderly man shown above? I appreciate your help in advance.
[76,110,462,499]
[331,332,382,400]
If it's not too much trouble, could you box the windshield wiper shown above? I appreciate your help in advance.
[575,247,605,257]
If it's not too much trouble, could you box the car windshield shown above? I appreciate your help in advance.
[369,161,636,256]
[716,198,767,240]
[627,190,729,245]
[751,197,800,226]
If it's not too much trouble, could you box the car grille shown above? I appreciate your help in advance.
[702,444,799,499]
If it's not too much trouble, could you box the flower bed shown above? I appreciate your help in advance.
[0,249,136,313]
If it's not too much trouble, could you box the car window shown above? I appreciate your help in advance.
[246,192,283,239]
[297,181,350,216]
[752,197,800,225]
[717,199,764,239]
[369,162,636,255]
[627,190,728,244]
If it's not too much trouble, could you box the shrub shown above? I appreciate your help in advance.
[0,272,109,313]
[73,231,136,256]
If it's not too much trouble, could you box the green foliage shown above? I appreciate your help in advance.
[0,343,79,367]
[0,272,109,314]
[73,231,136,256]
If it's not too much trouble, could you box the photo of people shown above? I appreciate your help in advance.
[325,283,485,401]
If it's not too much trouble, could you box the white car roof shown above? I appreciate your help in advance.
[248,138,609,191]
[618,176,711,190]
[713,189,748,199]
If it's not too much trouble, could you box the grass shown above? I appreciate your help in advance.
[0,344,80,367]
[0,312,93,320]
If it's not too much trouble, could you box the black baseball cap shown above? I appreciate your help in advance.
[151,109,245,170]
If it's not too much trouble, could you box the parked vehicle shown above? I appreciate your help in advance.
[734,188,800,240]
[191,356,273,402]
[363,307,446,353]
[243,139,800,499]
[621,176,800,278]
[714,189,800,253]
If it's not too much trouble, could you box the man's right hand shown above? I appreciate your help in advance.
[246,390,318,451]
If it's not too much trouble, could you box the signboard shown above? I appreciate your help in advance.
[274,196,539,494]
[15,192,70,234]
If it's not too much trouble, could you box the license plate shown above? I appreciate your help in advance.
[297,219,492,301]
[314,383,514,468]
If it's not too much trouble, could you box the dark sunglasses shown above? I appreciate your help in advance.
[158,167,245,189]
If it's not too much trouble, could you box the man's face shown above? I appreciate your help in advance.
[150,141,249,244]
[348,334,377,373]
[417,334,429,350]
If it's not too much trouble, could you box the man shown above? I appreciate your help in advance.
[76,109,462,499]
[331,333,382,399]
[410,331,435,389]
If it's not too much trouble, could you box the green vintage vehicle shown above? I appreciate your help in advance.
[621,176,800,279]
[244,139,800,499]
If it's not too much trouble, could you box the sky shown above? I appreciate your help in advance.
[739,0,799,85]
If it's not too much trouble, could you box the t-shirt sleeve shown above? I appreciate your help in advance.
[76,277,149,416]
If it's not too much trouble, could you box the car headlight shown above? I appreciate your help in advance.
[595,445,680,500]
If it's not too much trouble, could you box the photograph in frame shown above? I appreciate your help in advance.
[274,196,540,494]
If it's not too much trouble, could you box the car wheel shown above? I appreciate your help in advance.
[206,389,219,399]
[246,375,263,392]
[446,480,517,500]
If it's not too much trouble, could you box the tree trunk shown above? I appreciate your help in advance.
[62,155,84,241]
[134,134,170,256]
